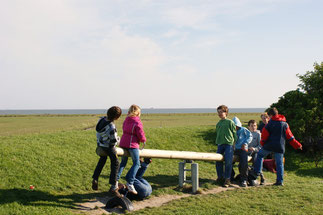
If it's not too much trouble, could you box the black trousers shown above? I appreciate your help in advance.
[234,149,249,181]
[92,146,120,185]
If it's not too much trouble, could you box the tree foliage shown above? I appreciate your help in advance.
[269,62,323,167]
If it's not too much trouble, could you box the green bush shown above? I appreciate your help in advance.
[269,62,323,167]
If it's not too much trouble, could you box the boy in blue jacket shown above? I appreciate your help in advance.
[232,117,253,187]
[254,108,302,186]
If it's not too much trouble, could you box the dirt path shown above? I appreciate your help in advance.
[75,183,272,214]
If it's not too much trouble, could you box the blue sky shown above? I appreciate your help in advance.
[1,0,322,109]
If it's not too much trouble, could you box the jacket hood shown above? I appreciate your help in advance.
[232,116,242,127]
[271,114,286,122]
[125,116,141,123]
[96,117,110,132]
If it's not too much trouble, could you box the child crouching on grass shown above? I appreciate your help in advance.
[215,105,237,187]
[92,106,122,197]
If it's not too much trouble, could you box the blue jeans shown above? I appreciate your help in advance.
[254,148,284,183]
[133,162,152,199]
[248,150,258,167]
[119,161,152,200]
[216,144,233,179]
[117,148,140,185]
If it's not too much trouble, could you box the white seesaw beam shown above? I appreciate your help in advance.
[116,147,251,162]
[115,147,252,193]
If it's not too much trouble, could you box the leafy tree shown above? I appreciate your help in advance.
[296,62,323,139]
[269,62,323,167]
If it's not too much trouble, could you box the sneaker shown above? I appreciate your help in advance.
[108,187,122,198]
[92,179,98,190]
[126,183,138,195]
[260,174,266,185]
[223,179,231,188]
[240,180,247,187]
[273,182,284,186]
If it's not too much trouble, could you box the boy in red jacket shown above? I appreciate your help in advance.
[254,108,302,185]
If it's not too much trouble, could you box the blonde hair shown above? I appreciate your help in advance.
[260,112,269,119]
[128,104,141,117]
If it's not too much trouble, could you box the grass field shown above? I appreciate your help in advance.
[0,113,322,214]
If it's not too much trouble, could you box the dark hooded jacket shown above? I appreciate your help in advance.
[96,117,120,147]
[261,114,301,153]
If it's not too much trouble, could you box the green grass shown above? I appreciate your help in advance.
[0,112,259,136]
[0,113,322,214]
[0,115,98,136]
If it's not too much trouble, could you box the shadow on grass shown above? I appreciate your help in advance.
[283,148,323,178]
[294,167,323,178]
[0,175,180,209]
[195,128,217,146]
[0,188,103,208]
[199,178,218,185]
[144,175,178,190]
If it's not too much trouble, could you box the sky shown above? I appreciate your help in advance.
[1,0,322,109]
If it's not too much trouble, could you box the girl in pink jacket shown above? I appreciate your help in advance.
[117,104,146,194]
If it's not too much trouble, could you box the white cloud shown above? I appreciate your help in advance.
[0,1,169,109]
[162,7,209,29]
[0,0,320,109]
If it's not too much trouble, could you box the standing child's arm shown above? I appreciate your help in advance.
[231,121,238,144]
[214,123,219,145]
[260,124,270,146]
[241,129,252,152]
[254,132,261,152]
[246,129,253,145]
[285,123,302,150]
[108,124,120,146]
[135,121,147,143]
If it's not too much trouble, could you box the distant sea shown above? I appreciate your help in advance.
[0,108,266,115]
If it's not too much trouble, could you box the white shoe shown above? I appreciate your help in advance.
[110,184,117,191]
[126,183,137,195]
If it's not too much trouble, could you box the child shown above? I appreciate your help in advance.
[254,107,302,186]
[118,158,153,200]
[247,120,261,164]
[117,104,146,194]
[232,117,253,187]
[247,120,265,185]
[215,105,237,187]
[258,112,269,133]
[92,106,122,197]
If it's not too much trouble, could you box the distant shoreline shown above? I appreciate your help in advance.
[0,108,266,115]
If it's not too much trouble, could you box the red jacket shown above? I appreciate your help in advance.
[261,114,302,153]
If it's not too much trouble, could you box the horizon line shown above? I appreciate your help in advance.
[0,107,267,110]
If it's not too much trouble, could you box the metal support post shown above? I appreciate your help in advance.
[191,163,199,193]
[179,162,186,187]
[179,161,199,193]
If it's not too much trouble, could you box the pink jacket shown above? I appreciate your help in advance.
[119,116,146,149]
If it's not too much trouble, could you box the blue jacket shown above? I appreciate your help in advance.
[261,114,302,153]
[235,127,253,150]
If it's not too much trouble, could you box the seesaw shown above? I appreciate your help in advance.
[115,147,251,193]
